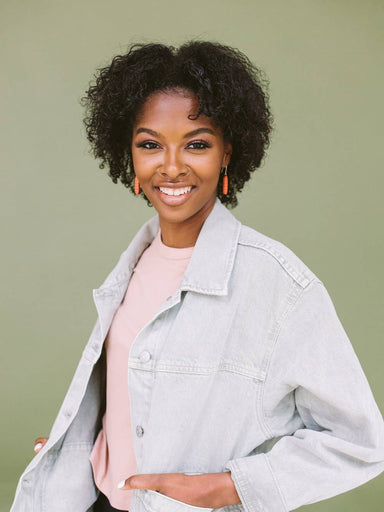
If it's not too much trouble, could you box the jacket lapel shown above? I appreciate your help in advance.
[92,197,242,340]
[180,198,241,296]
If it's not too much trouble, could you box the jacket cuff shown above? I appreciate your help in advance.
[224,453,288,512]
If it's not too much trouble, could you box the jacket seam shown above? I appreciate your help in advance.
[129,363,265,380]
[258,278,320,506]
[259,278,318,439]
[238,239,313,289]
[264,453,289,512]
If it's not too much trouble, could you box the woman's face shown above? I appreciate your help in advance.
[131,89,232,231]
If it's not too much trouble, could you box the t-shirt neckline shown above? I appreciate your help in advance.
[152,228,195,260]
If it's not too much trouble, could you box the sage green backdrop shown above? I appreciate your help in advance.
[1,1,383,510]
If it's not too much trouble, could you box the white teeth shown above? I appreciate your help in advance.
[159,186,192,196]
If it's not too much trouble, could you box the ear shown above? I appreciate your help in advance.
[223,141,232,167]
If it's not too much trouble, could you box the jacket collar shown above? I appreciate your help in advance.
[94,197,242,298]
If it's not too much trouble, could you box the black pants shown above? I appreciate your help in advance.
[93,490,129,512]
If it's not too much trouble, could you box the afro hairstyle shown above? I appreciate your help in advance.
[80,40,274,208]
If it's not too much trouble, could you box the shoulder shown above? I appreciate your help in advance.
[236,223,319,289]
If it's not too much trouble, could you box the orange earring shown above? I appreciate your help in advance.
[222,166,228,195]
[134,176,140,195]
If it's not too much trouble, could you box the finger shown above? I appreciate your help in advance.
[117,473,162,491]
[117,479,129,489]
[34,437,48,452]
[34,442,42,453]
[34,437,48,445]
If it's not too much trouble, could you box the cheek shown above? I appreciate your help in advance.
[194,157,221,178]
[193,155,218,172]
[131,148,143,165]
[131,152,152,178]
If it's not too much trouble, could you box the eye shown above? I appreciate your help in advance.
[134,139,212,150]
[135,141,159,150]
[187,140,211,150]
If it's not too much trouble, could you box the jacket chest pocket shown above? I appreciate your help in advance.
[156,291,270,378]
[149,297,267,456]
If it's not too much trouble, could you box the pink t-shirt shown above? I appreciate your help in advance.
[89,227,194,510]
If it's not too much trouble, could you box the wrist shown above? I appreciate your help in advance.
[211,471,241,507]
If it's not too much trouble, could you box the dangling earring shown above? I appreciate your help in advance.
[134,176,140,195]
[222,166,228,195]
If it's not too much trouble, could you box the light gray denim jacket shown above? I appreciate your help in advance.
[10,197,384,512]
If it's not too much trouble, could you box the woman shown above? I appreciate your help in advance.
[11,41,384,512]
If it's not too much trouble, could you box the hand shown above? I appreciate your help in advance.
[117,471,241,509]
[34,437,48,453]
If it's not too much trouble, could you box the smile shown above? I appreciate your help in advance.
[159,186,192,196]
[154,186,195,205]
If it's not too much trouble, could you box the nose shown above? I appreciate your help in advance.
[160,148,188,179]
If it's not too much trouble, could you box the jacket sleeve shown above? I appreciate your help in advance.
[224,278,384,512]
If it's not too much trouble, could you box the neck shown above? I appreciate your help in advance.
[159,198,215,248]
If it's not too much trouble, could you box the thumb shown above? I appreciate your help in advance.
[117,473,160,491]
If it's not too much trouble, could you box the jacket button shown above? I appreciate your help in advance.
[139,350,151,363]
[136,425,144,437]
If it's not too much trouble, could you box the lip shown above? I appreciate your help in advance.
[155,184,195,188]
[154,185,196,206]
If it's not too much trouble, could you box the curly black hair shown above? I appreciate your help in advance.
[80,39,274,208]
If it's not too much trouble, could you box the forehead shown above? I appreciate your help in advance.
[134,89,219,131]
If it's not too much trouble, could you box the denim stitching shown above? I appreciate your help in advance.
[264,453,289,512]
[238,239,313,288]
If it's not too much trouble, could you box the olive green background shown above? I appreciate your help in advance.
[1,0,383,510]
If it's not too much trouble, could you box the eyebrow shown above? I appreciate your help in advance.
[134,127,216,138]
